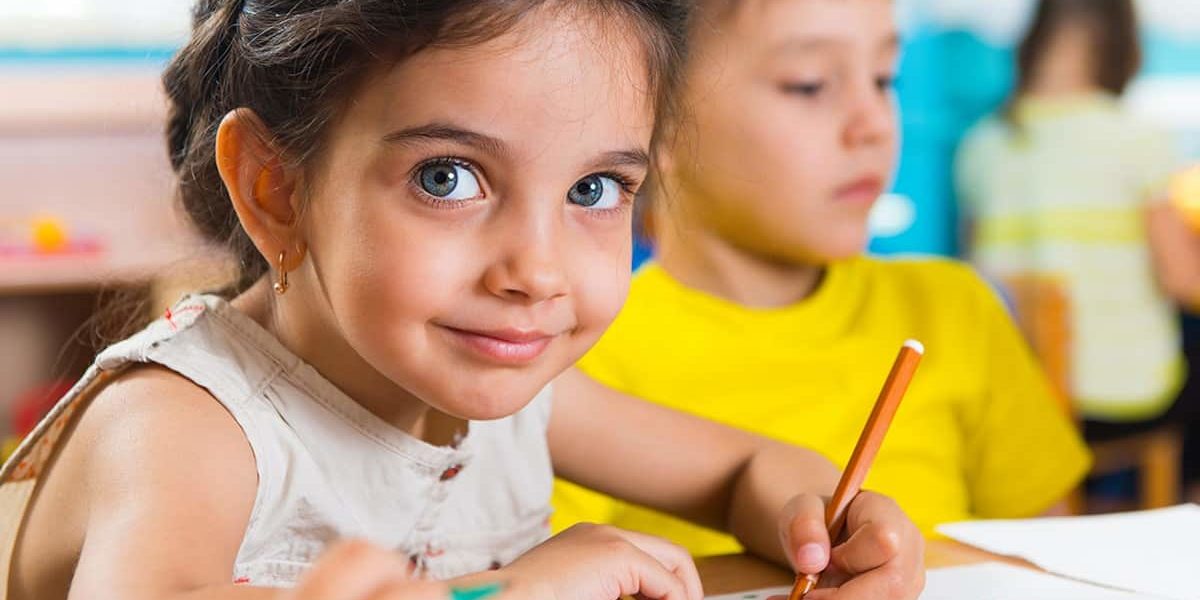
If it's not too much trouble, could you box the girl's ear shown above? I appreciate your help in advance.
[215,108,307,271]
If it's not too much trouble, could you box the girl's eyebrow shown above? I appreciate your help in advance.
[382,122,508,157]
[588,149,650,173]
[381,122,647,172]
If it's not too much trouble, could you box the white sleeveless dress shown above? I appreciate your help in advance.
[0,294,555,591]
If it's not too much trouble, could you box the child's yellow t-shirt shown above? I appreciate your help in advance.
[553,256,1090,550]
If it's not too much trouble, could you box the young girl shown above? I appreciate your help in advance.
[959,0,1198,430]
[552,0,1091,552]
[961,0,1200,509]
[0,1,925,599]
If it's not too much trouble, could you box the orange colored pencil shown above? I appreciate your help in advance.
[787,339,924,600]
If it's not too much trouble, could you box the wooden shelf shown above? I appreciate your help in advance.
[0,68,224,294]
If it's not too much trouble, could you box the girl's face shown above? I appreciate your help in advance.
[669,0,898,263]
[288,8,654,421]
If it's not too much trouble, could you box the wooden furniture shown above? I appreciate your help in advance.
[1003,273,1183,512]
[696,539,1029,596]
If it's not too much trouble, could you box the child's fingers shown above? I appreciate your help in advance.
[833,492,918,575]
[363,580,449,600]
[614,544,693,600]
[844,491,907,535]
[612,529,704,600]
[778,493,832,574]
[291,539,412,600]
[829,519,902,575]
[804,563,925,600]
[813,492,923,600]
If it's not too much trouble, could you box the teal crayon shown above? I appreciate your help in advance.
[450,582,505,600]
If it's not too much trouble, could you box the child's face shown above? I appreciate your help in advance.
[296,8,654,420]
[670,0,898,263]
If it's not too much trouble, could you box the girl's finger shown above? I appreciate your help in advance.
[614,529,705,600]
[292,540,412,599]
[615,542,692,600]
[364,580,450,600]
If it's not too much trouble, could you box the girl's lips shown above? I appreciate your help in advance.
[440,326,556,365]
[835,177,885,206]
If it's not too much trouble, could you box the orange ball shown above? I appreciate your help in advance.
[30,216,68,253]
[1170,165,1200,232]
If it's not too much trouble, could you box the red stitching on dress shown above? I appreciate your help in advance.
[163,306,205,332]
[440,464,463,481]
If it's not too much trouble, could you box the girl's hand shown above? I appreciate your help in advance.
[282,540,507,600]
[777,492,925,600]
[500,523,704,600]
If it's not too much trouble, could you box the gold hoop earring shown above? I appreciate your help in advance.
[273,251,290,295]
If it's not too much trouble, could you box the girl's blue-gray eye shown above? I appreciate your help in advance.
[418,162,481,200]
[567,175,622,209]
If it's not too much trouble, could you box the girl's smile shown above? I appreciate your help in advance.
[436,324,565,366]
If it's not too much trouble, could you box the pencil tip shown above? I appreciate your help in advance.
[903,339,925,354]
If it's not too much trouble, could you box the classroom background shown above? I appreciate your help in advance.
[3,0,1200,508]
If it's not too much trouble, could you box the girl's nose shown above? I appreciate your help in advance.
[482,218,570,305]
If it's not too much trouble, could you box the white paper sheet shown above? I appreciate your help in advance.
[918,563,1162,599]
[704,562,1164,599]
[936,504,1200,600]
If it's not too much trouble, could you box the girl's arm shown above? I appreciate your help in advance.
[61,366,281,600]
[1146,201,1200,308]
[549,367,922,579]
[62,368,462,600]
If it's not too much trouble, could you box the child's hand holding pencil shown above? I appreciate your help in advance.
[771,340,927,600]
[772,490,925,599]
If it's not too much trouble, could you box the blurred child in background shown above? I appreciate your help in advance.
[959,0,1191,423]
[957,0,1200,501]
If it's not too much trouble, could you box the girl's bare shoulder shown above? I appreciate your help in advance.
[73,364,255,470]
[12,364,258,600]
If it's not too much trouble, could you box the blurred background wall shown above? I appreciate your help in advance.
[873,0,1200,256]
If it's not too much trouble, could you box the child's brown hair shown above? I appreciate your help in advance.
[163,0,691,295]
[1010,0,1141,113]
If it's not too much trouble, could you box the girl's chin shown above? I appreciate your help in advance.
[430,390,542,422]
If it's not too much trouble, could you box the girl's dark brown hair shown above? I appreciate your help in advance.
[163,0,690,297]
[1010,0,1141,117]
